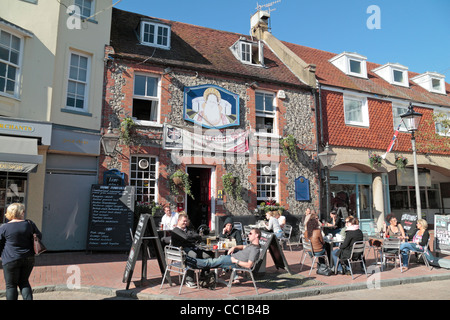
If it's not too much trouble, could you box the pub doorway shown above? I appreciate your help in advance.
[187,166,212,230]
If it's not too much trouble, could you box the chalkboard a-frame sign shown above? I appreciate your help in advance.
[255,230,292,275]
[123,214,166,290]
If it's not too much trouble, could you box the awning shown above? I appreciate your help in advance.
[0,136,43,173]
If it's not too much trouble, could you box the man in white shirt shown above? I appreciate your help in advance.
[161,205,178,230]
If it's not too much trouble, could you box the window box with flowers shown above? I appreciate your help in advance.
[259,199,285,215]
[369,154,382,169]
[395,155,408,171]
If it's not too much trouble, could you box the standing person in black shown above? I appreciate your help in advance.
[0,203,42,300]
[331,216,363,274]
[171,212,213,288]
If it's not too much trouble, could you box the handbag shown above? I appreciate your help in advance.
[27,220,47,255]
[316,263,332,276]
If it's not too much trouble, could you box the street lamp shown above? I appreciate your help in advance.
[100,123,119,156]
[400,103,423,220]
[318,143,337,221]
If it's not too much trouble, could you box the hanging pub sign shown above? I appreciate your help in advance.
[183,84,240,129]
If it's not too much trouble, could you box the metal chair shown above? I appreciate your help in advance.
[234,222,245,242]
[227,249,262,295]
[335,241,368,279]
[407,239,433,270]
[364,233,382,265]
[381,238,403,272]
[160,245,200,295]
[279,224,293,251]
[243,225,252,244]
[300,236,330,276]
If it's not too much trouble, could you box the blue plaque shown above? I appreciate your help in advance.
[295,176,310,201]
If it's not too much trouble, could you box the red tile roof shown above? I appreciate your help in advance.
[284,42,450,107]
[110,8,306,88]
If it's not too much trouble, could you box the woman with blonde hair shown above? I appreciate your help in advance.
[399,219,430,271]
[0,203,42,300]
[264,211,283,239]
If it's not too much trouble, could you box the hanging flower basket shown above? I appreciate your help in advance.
[169,170,194,199]
[369,154,382,169]
[395,156,408,171]
[222,172,242,200]
[280,135,298,162]
[119,117,136,146]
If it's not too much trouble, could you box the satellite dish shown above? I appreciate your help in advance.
[138,159,149,169]
[262,165,272,175]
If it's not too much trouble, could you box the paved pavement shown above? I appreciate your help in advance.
[1,241,450,301]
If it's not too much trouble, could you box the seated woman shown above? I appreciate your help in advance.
[304,214,326,263]
[385,214,407,240]
[332,216,364,274]
[399,219,429,271]
[264,211,283,239]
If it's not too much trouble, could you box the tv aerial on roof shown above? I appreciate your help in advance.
[256,0,282,13]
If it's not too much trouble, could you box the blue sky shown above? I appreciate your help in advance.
[115,0,450,76]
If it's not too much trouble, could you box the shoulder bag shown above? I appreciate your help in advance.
[27,220,47,255]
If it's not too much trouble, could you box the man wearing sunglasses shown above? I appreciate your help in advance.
[187,228,261,271]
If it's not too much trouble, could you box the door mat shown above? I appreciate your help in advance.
[254,272,326,290]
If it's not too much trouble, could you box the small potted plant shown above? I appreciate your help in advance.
[395,155,408,171]
[222,172,242,200]
[280,135,298,161]
[369,153,382,169]
[170,170,194,199]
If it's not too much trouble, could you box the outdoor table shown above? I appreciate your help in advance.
[197,243,229,285]
[324,237,344,268]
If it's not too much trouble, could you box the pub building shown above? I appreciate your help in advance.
[99,8,321,234]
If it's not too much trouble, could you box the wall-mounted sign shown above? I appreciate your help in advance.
[183,84,239,129]
[295,176,310,201]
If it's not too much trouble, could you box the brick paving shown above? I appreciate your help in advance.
[1,243,449,300]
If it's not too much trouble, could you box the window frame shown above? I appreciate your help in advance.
[0,28,24,99]
[74,0,95,19]
[343,93,369,127]
[65,50,91,113]
[256,162,279,202]
[129,155,159,204]
[433,107,450,137]
[132,73,161,126]
[255,90,277,136]
[392,102,409,132]
[139,20,171,50]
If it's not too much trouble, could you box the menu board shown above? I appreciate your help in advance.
[400,212,418,238]
[86,185,134,251]
[435,215,450,255]
[255,230,292,274]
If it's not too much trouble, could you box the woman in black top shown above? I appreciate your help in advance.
[0,203,42,300]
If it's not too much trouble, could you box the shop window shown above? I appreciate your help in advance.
[389,184,441,210]
[0,172,27,222]
[256,162,278,201]
[129,156,158,203]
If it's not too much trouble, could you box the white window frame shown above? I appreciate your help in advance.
[256,162,279,202]
[255,90,277,136]
[74,0,95,19]
[65,50,91,112]
[343,93,369,127]
[240,42,252,63]
[132,73,161,126]
[230,39,264,66]
[433,107,450,137]
[329,52,367,79]
[139,20,171,50]
[431,77,444,94]
[130,155,159,204]
[0,28,24,99]
[392,102,409,132]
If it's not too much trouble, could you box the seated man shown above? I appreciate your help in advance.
[171,212,213,288]
[187,228,261,272]
[219,217,243,245]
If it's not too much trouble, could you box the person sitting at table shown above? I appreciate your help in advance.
[161,205,178,231]
[385,214,406,240]
[399,219,430,271]
[275,211,286,230]
[324,210,344,237]
[302,208,312,230]
[264,211,283,239]
[171,213,213,288]
[304,214,326,264]
[186,228,261,284]
[219,217,243,245]
[331,216,364,274]
[338,216,353,241]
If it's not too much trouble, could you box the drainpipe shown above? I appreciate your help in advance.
[312,83,323,220]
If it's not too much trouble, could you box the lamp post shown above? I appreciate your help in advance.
[400,103,423,221]
[318,143,337,221]
[100,123,119,156]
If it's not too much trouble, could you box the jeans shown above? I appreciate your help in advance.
[2,256,35,300]
[331,248,343,271]
[184,247,213,282]
[400,242,423,267]
[194,255,236,270]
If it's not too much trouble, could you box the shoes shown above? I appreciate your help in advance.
[185,281,198,288]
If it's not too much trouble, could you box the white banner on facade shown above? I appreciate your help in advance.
[163,124,248,154]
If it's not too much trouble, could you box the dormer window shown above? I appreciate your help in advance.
[411,72,446,95]
[230,38,264,66]
[138,20,171,50]
[329,52,367,78]
[372,63,409,87]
